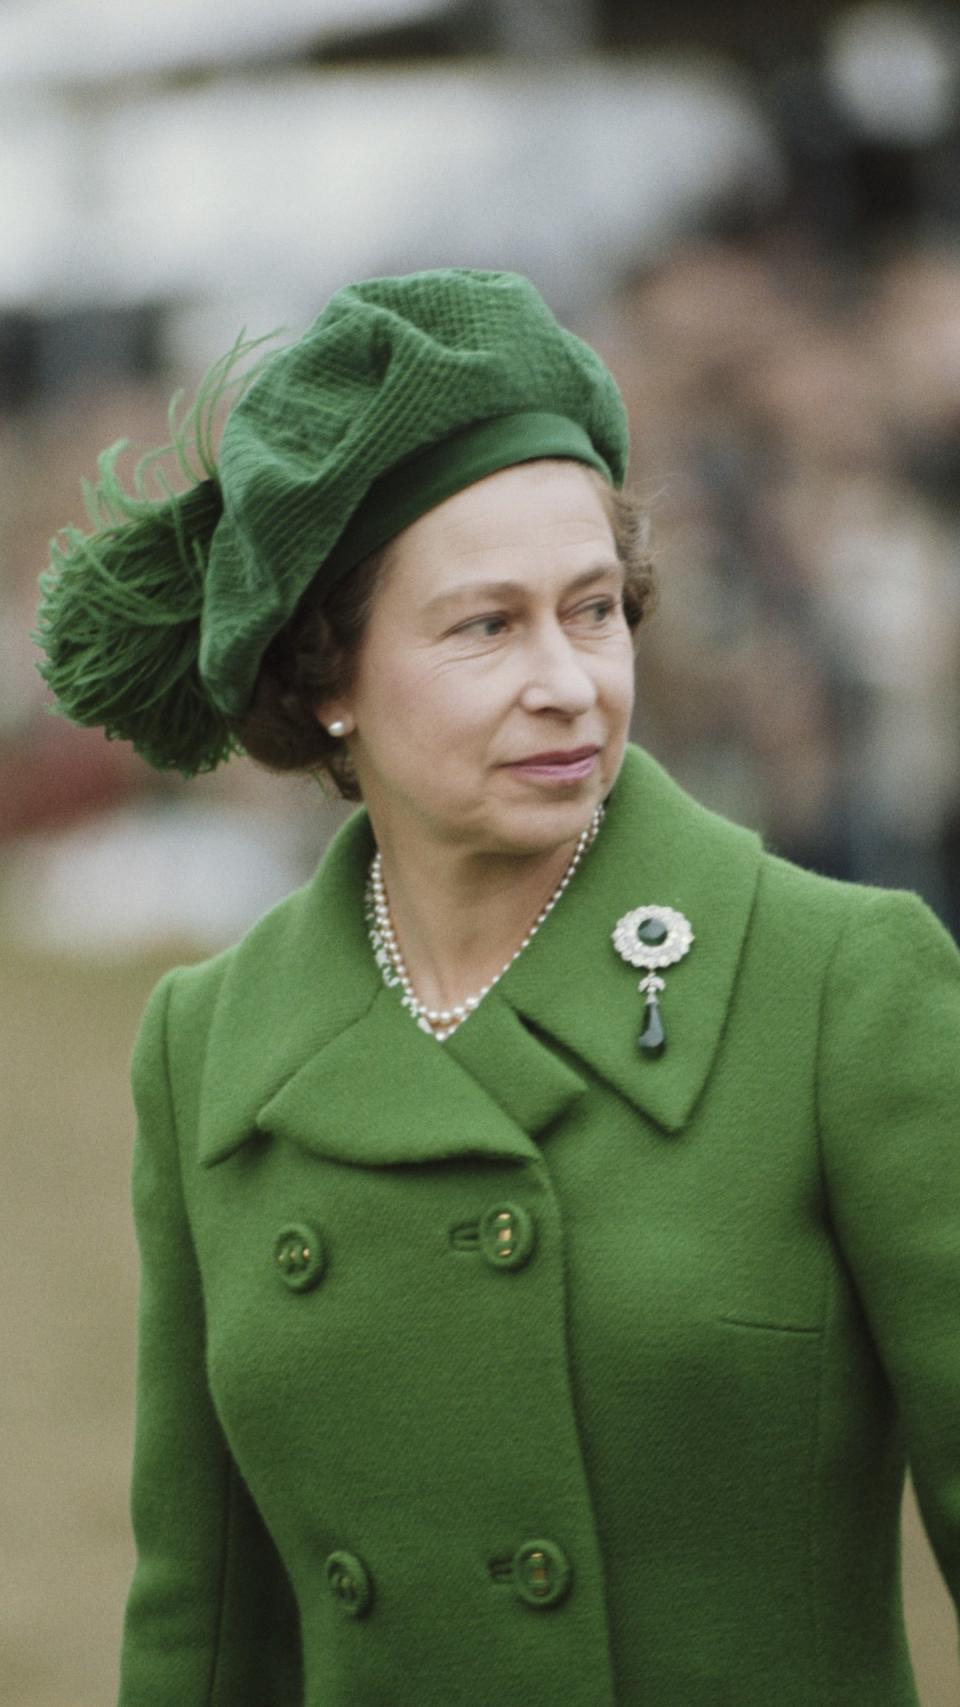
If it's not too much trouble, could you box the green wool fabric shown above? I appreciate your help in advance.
[34,269,628,775]
[118,743,960,1706]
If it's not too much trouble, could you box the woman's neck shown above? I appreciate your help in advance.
[370,824,588,1015]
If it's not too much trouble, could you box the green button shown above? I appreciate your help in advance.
[513,1538,572,1608]
[273,1222,326,1293]
[479,1201,535,1271]
[325,1549,373,1616]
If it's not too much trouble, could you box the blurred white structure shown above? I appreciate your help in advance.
[0,0,451,84]
[0,60,781,338]
[1,801,311,954]
[826,2,959,144]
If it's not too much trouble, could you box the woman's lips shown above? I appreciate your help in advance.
[504,747,600,783]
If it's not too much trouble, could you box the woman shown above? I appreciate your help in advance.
[35,268,960,1707]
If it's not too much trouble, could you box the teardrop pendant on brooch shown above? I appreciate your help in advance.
[637,992,666,1055]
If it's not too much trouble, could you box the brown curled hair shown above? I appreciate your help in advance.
[236,473,657,801]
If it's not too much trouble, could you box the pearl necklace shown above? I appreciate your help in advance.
[365,804,605,1042]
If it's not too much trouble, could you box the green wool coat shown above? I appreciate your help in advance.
[117,742,960,1707]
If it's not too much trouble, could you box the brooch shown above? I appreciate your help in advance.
[611,905,694,1055]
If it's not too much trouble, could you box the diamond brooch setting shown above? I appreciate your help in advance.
[611,904,694,1055]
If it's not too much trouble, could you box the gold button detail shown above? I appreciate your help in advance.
[479,1202,535,1271]
[324,1549,373,1617]
[513,1538,572,1608]
[273,1223,326,1293]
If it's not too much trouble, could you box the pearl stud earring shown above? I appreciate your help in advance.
[327,719,348,738]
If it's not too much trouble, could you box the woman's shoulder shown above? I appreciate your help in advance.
[619,744,954,956]
[755,842,957,971]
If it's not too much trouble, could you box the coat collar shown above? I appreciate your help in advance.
[197,744,762,1170]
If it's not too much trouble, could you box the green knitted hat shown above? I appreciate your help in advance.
[34,267,630,777]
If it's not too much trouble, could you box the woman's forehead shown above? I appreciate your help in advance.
[396,459,614,558]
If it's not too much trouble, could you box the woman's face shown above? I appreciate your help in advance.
[323,458,636,858]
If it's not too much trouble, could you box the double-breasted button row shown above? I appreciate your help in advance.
[322,1538,571,1617]
[274,1201,536,1292]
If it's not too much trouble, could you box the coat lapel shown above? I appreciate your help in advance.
[196,801,379,1168]
[256,988,543,1167]
[196,744,762,1170]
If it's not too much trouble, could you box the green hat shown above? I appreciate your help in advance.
[34,267,630,777]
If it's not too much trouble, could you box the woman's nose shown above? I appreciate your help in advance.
[518,625,598,716]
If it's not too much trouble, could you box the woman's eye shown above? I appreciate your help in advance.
[459,614,509,639]
[572,597,619,624]
[454,597,619,640]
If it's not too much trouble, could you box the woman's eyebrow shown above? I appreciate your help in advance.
[424,562,623,616]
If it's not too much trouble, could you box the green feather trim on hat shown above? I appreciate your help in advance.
[33,330,280,777]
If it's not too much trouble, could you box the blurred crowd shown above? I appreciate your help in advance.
[597,231,960,935]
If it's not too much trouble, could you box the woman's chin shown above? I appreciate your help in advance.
[478,795,604,860]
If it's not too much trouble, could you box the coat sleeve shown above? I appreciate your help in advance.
[818,887,960,1617]
[117,969,302,1706]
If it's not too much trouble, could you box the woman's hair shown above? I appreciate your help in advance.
[235,473,657,801]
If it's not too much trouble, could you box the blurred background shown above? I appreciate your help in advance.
[2,1,959,1702]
